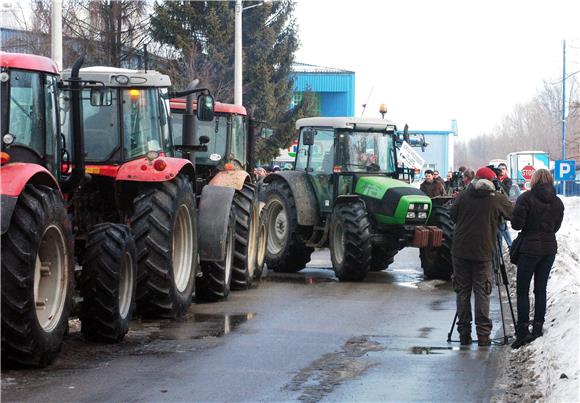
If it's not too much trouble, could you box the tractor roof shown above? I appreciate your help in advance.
[296,117,396,131]
[170,98,247,115]
[61,66,171,88]
[0,52,59,74]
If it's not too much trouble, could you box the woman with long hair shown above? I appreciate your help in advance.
[510,169,565,349]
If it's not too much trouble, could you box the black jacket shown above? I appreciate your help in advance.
[511,183,564,256]
[450,179,513,261]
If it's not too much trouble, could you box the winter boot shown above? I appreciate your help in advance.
[477,335,490,347]
[532,321,544,339]
[511,323,533,349]
[460,334,472,346]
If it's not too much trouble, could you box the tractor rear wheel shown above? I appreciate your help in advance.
[231,183,259,290]
[264,181,313,273]
[329,201,372,281]
[79,223,136,342]
[370,248,398,272]
[253,202,267,281]
[420,204,454,280]
[196,211,235,302]
[1,185,73,367]
[132,175,197,318]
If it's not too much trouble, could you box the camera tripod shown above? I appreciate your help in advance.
[447,233,517,345]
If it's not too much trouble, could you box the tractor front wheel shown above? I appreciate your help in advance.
[1,185,73,367]
[231,183,259,290]
[196,211,235,302]
[79,223,137,342]
[329,201,372,281]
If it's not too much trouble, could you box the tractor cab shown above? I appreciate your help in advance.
[170,99,252,181]
[1,52,62,178]
[294,117,400,214]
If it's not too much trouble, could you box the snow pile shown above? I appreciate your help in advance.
[510,196,580,402]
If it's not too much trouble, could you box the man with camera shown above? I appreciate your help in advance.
[450,167,513,346]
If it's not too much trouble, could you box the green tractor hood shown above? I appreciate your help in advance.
[354,177,432,225]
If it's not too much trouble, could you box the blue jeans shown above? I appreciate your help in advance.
[516,254,556,324]
[498,221,512,248]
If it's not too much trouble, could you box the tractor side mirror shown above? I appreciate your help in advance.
[199,135,210,144]
[90,88,113,106]
[197,94,215,122]
[302,129,316,146]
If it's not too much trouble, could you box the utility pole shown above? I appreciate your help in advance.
[234,0,243,106]
[562,39,566,160]
[51,0,63,71]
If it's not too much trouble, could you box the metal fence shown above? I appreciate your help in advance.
[555,181,580,196]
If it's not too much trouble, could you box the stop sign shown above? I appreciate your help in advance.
[521,165,536,181]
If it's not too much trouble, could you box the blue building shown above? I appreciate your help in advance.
[291,62,355,117]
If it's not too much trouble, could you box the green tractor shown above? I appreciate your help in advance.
[262,117,453,281]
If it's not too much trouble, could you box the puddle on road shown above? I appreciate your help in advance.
[264,268,338,284]
[410,346,461,355]
[130,312,256,340]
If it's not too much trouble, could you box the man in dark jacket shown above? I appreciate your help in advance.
[420,169,445,197]
[450,166,513,346]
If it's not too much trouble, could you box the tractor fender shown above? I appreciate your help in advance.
[115,157,195,183]
[264,171,319,226]
[197,184,235,262]
[0,163,60,235]
[333,194,366,209]
[208,170,250,191]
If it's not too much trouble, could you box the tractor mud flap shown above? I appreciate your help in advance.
[198,185,235,262]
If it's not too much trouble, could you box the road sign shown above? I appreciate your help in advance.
[399,141,425,170]
[521,165,536,181]
[555,160,576,181]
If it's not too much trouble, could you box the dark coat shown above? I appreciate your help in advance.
[511,183,564,256]
[499,176,512,194]
[420,180,445,198]
[450,179,514,261]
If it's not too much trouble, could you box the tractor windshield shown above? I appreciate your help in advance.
[122,88,168,160]
[342,131,396,173]
[171,113,228,166]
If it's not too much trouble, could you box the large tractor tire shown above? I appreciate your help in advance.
[420,204,454,280]
[132,175,197,318]
[79,223,137,342]
[370,248,398,272]
[264,181,313,273]
[196,211,235,302]
[231,183,260,290]
[329,201,372,281]
[1,185,73,367]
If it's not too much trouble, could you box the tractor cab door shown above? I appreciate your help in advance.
[296,127,335,214]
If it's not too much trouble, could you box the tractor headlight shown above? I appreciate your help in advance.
[406,212,416,219]
[423,204,429,210]
[418,212,427,219]
[409,204,415,210]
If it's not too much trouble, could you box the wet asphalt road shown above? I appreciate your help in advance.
[1,248,508,402]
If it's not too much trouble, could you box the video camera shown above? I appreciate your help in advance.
[448,170,464,194]
[486,165,504,193]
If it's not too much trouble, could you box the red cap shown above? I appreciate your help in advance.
[475,167,497,181]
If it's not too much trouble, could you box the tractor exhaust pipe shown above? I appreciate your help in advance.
[182,80,199,164]
[61,56,86,192]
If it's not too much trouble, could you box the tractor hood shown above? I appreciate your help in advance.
[354,176,432,225]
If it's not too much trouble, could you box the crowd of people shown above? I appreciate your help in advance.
[420,163,565,349]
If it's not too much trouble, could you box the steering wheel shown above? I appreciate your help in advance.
[366,163,381,172]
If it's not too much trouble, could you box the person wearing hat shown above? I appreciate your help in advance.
[450,166,513,347]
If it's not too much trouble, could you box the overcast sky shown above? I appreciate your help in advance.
[293,0,580,139]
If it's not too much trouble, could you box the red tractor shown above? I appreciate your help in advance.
[170,98,266,301]
[0,52,82,366]
[59,67,216,319]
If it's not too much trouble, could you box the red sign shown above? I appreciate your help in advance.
[521,165,536,181]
